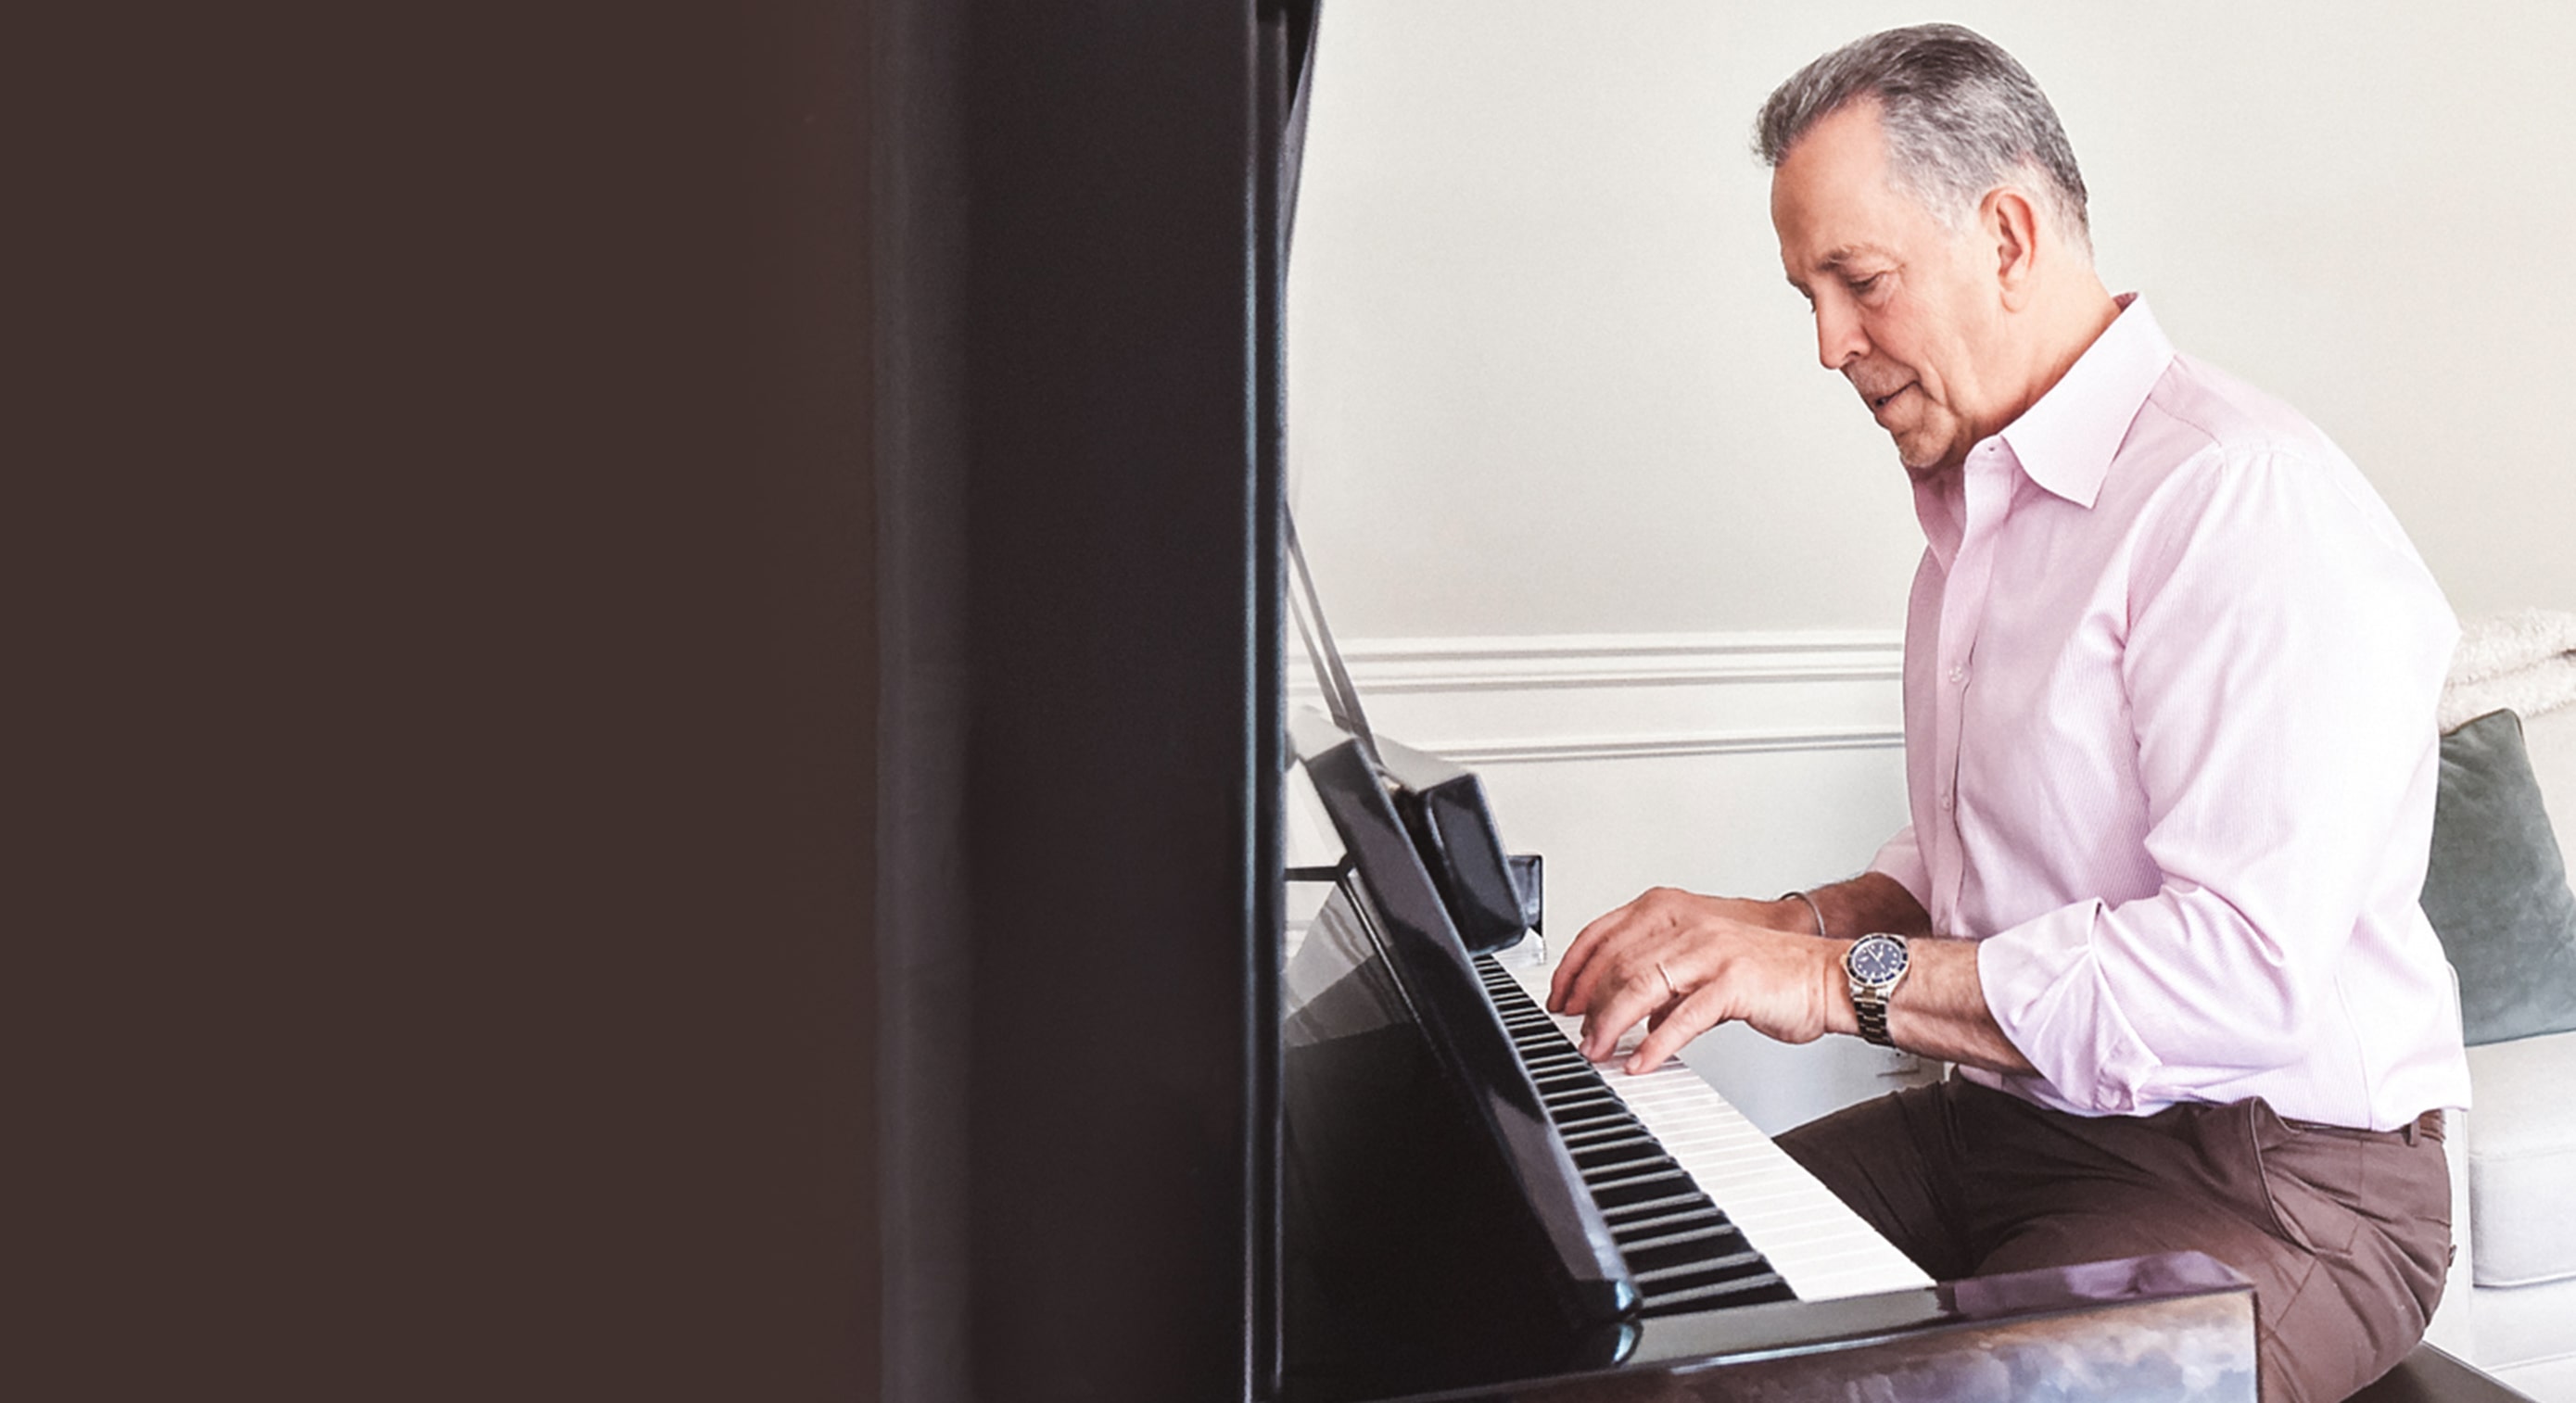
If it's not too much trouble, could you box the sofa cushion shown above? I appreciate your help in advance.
[2422,710,2576,1046]
[2463,1028,2576,1288]
[2475,1272,2576,1375]
[2526,703,2576,878]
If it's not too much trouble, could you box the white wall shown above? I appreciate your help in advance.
[1286,2,2576,1129]
[1288,0,2576,638]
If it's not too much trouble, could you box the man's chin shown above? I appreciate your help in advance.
[1894,440,1961,484]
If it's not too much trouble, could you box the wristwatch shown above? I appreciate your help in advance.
[1843,932,1911,1046]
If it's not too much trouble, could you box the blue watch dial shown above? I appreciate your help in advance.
[1849,935,1908,984]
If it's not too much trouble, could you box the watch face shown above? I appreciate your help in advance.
[1848,935,1908,985]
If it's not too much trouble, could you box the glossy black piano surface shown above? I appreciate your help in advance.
[1401,1254,2261,1403]
[1284,710,2258,1402]
[1285,876,1816,1401]
[1285,711,1636,1401]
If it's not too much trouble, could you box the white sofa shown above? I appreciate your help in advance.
[2422,702,2576,1400]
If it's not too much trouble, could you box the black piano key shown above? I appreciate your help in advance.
[1610,1204,1729,1234]
[1538,1081,1623,1106]
[1641,1273,1795,1310]
[1633,1255,1768,1291]
[1600,1192,1705,1221]
[1613,1221,1750,1261]
[1547,1093,1629,1118]
[1587,1168,1698,1205]
[1473,952,1799,1315]
[1570,1143,1666,1176]
[1639,1269,1793,1309]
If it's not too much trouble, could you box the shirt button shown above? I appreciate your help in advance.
[1948,664,1966,684]
[1940,789,1955,810]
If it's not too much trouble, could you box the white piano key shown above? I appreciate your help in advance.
[1498,957,1932,1302]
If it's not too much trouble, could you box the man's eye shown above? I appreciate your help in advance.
[1848,274,1884,297]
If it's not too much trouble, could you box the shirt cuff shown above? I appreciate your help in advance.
[1975,901,2160,1114]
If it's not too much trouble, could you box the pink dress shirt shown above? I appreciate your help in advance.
[1870,296,2472,1131]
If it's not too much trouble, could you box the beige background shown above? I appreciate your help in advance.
[1288,1,2576,639]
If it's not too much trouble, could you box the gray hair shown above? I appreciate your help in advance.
[1754,24,2090,256]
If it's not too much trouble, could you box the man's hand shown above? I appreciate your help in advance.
[1544,887,1849,1075]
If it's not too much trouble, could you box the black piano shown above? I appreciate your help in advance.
[1277,697,2262,1401]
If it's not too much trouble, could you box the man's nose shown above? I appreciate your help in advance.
[1815,302,1867,371]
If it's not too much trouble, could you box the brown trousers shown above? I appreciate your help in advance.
[1776,1077,2452,1403]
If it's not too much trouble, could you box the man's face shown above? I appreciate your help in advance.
[1770,101,2008,480]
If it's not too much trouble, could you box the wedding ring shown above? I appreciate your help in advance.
[1654,960,1676,997]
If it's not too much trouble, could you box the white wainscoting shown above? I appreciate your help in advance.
[1288,629,1940,1135]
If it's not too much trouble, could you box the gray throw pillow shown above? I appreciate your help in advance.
[2420,709,2576,1046]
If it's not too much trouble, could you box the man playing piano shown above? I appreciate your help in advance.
[1547,25,2464,1403]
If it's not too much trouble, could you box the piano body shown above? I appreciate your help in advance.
[1278,694,2258,1403]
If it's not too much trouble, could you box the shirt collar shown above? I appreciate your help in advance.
[1995,293,2175,510]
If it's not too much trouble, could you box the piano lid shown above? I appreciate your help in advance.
[1272,0,1322,256]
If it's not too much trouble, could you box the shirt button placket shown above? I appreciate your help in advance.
[1934,447,2007,926]
[1941,660,1968,814]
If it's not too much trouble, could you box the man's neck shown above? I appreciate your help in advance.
[1909,280,2122,488]
[1989,277,2124,447]
[2027,284,2124,407]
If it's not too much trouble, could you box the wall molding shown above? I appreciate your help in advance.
[1428,725,1902,766]
[1290,629,1906,765]
[1291,629,1903,694]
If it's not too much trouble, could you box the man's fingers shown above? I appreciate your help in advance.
[1627,987,1727,1074]
[1579,954,1678,1061]
[1547,905,1631,1013]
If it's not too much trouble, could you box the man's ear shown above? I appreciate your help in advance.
[1983,186,2042,311]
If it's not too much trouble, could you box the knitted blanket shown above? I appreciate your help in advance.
[2440,608,2576,732]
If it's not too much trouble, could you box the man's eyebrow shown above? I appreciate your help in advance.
[1814,243,1894,272]
[1785,244,1897,297]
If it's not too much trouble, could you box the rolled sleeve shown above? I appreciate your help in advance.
[1973,447,2454,1114]
[1977,904,2159,1112]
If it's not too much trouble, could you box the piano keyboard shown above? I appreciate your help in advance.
[1477,953,1934,1305]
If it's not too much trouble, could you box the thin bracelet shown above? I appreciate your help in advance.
[1781,889,1829,939]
